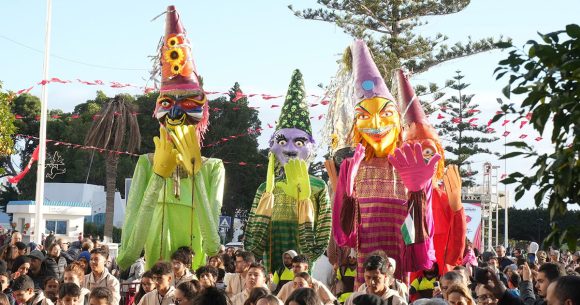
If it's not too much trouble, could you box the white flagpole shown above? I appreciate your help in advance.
[34,0,53,245]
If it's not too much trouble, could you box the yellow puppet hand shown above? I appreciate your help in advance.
[266,153,276,193]
[169,125,202,176]
[443,164,462,211]
[153,127,178,178]
[276,159,311,201]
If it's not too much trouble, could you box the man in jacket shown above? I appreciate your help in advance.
[27,250,58,289]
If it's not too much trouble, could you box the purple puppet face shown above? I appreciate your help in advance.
[269,128,314,165]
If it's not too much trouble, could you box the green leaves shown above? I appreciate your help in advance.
[566,24,580,38]
[495,24,580,250]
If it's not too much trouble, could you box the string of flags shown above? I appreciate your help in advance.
[12,77,330,104]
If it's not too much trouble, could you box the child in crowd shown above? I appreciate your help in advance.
[58,283,81,305]
[88,287,113,305]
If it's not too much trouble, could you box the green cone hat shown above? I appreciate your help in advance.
[276,69,312,135]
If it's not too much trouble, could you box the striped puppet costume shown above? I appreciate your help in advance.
[244,70,332,274]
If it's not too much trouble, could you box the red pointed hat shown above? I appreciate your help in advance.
[397,69,439,141]
[160,5,203,95]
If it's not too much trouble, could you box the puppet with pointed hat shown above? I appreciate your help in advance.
[244,70,332,287]
[398,69,466,275]
[117,5,224,270]
[331,40,440,285]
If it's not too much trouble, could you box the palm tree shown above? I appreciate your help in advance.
[85,94,140,242]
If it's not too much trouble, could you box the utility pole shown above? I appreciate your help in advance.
[33,0,53,244]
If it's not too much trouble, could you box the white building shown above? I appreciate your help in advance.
[7,200,91,241]
[43,183,126,227]
[4,183,126,242]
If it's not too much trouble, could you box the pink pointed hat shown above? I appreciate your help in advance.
[160,5,203,95]
[351,40,395,102]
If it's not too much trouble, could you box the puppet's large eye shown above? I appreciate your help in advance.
[295,140,305,147]
[380,111,394,117]
[159,99,172,108]
[278,139,287,146]
[423,148,435,156]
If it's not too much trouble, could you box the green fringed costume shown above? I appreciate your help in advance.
[245,177,331,273]
[244,70,332,273]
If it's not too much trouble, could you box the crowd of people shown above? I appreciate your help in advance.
[0,230,578,305]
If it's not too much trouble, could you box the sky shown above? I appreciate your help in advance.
[1,0,578,210]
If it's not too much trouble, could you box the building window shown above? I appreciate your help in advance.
[46,220,67,235]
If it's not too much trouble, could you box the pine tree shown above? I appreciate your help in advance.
[201,83,267,217]
[289,0,508,85]
[435,71,499,187]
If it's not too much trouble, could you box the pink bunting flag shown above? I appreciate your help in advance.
[486,128,495,133]
[501,120,510,126]
[519,120,528,128]
[535,137,543,141]
[468,118,478,123]
[519,134,528,139]
[437,113,444,119]
[320,100,330,105]
[502,131,510,137]
[487,119,493,127]
[232,90,245,102]
[525,113,532,120]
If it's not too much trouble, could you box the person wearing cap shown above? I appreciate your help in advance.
[272,250,297,294]
[336,249,358,304]
[244,69,331,279]
[83,248,120,305]
[27,250,58,289]
[331,40,439,285]
[11,274,54,305]
[276,255,336,305]
[117,5,224,272]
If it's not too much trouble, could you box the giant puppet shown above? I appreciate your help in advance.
[117,5,223,270]
[331,40,440,283]
[397,70,467,275]
[244,70,332,274]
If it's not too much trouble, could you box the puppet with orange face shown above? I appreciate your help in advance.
[397,69,467,275]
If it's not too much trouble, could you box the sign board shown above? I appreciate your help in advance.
[219,216,232,228]
[463,202,482,243]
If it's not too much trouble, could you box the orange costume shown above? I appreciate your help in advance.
[397,70,466,275]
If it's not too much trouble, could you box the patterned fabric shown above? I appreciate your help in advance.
[333,157,409,284]
[354,158,407,281]
[276,70,312,135]
[245,176,331,273]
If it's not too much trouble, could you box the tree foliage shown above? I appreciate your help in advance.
[201,83,267,216]
[0,82,16,165]
[435,71,499,187]
[495,24,580,251]
[496,208,580,247]
[289,0,509,84]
